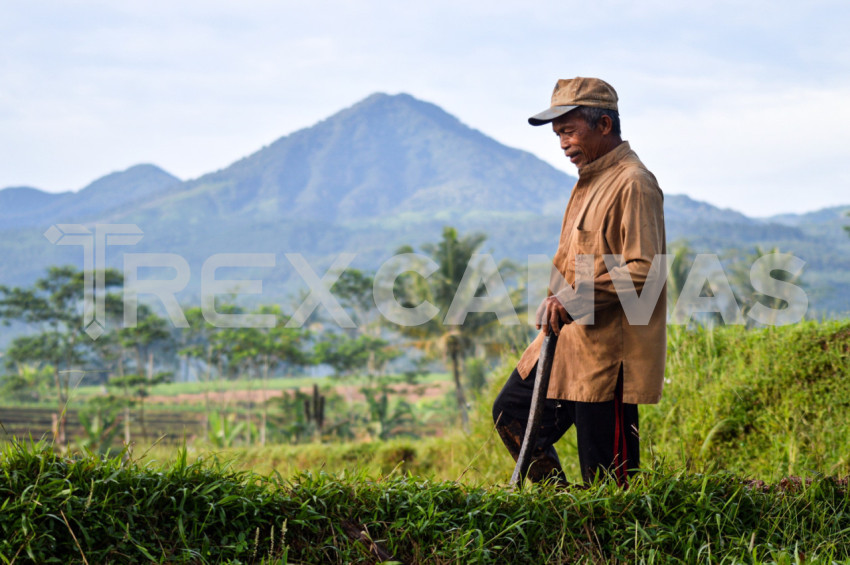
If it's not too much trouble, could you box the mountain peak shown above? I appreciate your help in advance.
[79,163,179,195]
[352,91,426,107]
[328,92,465,134]
[169,91,573,223]
[356,91,394,104]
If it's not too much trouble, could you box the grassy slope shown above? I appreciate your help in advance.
[647,321,850,478]
[152,320,850,484]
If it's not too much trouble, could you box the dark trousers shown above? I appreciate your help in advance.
[492,364,639,486]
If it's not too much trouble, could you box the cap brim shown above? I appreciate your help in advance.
[528,105,577,126]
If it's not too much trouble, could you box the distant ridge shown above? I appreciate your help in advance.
[0,164,179,229]
[664,194,755,225]
[0,186,65,216]
[766,205,850,228]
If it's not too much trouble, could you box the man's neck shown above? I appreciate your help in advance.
[578,136,624,172]
[596,136,623,162]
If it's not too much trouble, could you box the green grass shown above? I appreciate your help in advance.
[1,439,849,564]
[642,321,850,479]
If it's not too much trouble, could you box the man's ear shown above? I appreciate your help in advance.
[597,114,613,136]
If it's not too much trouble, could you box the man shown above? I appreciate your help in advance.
[492,77,667,487]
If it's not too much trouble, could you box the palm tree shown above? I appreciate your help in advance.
[667,241,694,311]
[393,227,519,432]
[727,245,804,327]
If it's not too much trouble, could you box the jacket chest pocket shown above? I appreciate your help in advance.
[567,229,605,278]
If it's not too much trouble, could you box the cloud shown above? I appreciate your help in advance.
[630,82,850,215]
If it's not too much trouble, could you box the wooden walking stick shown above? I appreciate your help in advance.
[510,327,560,486]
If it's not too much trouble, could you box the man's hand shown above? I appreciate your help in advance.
[535,295,573,336]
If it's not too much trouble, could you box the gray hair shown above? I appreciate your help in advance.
[574,106,621,136]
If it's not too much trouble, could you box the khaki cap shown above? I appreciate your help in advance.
[528,77,619,126]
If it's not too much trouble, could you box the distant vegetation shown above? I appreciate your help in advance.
[0,223,844,456]
[0,227,529,453]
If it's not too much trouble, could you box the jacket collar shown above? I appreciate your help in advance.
[577,141,631,181]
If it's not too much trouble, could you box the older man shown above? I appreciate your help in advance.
[492,77,667,486]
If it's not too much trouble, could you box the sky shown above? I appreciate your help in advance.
[2,0,849,217]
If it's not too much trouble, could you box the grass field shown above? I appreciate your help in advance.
[71,372,452,401]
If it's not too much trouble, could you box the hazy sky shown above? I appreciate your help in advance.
[3,1,849,216]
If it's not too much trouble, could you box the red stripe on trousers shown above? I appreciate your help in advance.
[614,375,629,488]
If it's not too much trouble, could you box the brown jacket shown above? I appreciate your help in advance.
[516,141,667,404]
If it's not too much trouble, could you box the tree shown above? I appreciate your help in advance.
[0,266,123,448]
[118,305,173,440]
[107,371,171,443]
[315,333,398,377]
[0,363,52,403]
[90,330,137,445]
[393,226,520,432]
[330,269,397,376]
[667,241,694,311]
[331,269,377,335]
[727,245,805,327]
[179,307,219,436]
[845,211,850,238]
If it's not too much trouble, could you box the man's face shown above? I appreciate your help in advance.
[551,112,607,170]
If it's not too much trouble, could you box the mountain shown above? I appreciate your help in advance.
[101,93,573,227]
[0,164,180,229]
[0,93,848,316]
[665,194,755,226]
[0,186,64,216]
